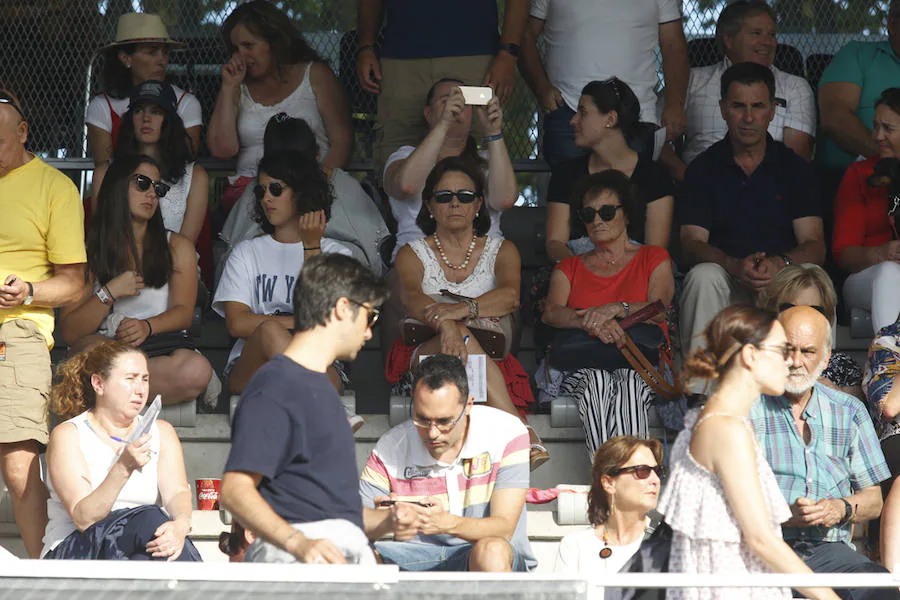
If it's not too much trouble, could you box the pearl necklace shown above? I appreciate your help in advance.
[433,233,477,271]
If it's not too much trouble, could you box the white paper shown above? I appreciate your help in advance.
[127,395,162,444]
[652,127,667,161]
[418,355,487,404]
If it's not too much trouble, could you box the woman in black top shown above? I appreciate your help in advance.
[545,79,674,262]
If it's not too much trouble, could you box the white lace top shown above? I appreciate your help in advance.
[657,408,791,599]
[409,236,502,298]
[160,162,194,234]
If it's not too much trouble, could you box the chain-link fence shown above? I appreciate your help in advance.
[0,0,891,166]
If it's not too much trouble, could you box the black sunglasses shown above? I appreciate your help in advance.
[0,92,24,120]
[579,205,623,224]
[348,299,381,327]
[777,302,827,318]
[432,190,479,204]
[610,464,664,480]
[132,173,170,198]
[254,182,285,200]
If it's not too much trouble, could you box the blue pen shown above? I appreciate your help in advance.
[110,434,158,455]
[463,335,470,345]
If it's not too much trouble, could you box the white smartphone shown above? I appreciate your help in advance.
[458,85,493,106]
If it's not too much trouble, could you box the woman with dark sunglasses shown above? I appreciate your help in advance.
[757,265,864,399]
[658,305,838,600]
[543,170,674,456]
[58,154,213,407]
[388,156,549,470]
[555,436,662,585]
[545,78,675,263]
[212,152,360,422]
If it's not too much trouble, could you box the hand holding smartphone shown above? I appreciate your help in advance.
[458,85,493,106]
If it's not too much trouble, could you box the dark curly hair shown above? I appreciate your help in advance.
[222,0,322,72]
[254,151,333,235]
[571,169,644,242]
[88,154,173,289]
[416,156,490,237]
[97,45,140,99]
[114,102,193,182]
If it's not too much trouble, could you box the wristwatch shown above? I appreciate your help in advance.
[838,497,853,526]
[23,282,33,306]
[779,253,794,266]
[498,42,520,58]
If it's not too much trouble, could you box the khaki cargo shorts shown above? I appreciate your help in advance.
[0,319,51,445]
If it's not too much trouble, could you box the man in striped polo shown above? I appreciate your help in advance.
[360,354,535,571]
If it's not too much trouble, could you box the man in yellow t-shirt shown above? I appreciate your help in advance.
[0,90,86,558]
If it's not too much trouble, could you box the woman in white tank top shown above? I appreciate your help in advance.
[91,80,209,247]
[207,1,352,204]
[59,155,213,407]
[43,340,200,561]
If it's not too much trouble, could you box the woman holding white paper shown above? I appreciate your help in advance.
[41,340,201,561]
[388,156,549,471]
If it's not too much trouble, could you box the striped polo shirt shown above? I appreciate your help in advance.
[359,405,536,569]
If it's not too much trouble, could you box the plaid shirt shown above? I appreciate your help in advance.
[749,384,889,545]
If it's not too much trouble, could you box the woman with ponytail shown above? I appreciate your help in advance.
[657,305,837,600]
[41,341,200,561]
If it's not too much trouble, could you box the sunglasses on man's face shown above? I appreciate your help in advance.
[579,204,623,224]
[253,182,285,200]
[132,173,170,198]
[610,464,664,480]
[0,92,24,120]
[432,190,479,204]
[777,302,827,318]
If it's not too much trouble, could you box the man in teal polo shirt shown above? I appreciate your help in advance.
[819,2,900,171]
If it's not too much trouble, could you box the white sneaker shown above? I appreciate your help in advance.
[347,414,365,433]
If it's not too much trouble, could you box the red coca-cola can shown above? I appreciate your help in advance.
[196,478,221,510]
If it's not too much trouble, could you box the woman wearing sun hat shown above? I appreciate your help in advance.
[86,13,202,167]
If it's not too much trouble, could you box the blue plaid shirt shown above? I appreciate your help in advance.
[749,384,889,545]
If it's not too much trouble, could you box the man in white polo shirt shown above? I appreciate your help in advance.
[661,0,815,180]
[520,0,689,168]
[360,354,535,571]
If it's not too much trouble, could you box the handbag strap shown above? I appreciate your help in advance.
[620,333,681,401]
[619,300,665,330]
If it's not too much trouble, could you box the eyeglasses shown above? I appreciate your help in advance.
[610,464,664,480]
[0,92,24,120]
[579,205,623,224]
[411,403,467,433]
[131,173,170,198]
[347,298,381,327]
[254,182,285,200]
[432,190,479,204]
[777,302,827,318]
[756,343,796,360]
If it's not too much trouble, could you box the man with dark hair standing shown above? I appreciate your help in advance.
[678,62,825,356]
[220,254,387,564]
[360,354,535,572]
[0,89,86,557]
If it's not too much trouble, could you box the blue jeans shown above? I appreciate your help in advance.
[541,105,588,169]
[788,539,893,600]
[374,540,527,572]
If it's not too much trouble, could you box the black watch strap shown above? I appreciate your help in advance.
[498,42,520,58]
[838,497,853,526]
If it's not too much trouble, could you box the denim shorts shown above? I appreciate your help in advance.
[374,540,528,572]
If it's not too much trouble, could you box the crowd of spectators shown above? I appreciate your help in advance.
[1,1,900,596]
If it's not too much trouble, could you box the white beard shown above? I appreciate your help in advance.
[784,358,827,396]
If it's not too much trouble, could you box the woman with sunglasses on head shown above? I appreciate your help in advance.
[545,78,675,262]
[658,305,838,600]
[60,155,212,404]
[58,155,213,407]
[42,340,201,561]
[543,170,674,456]
[389,156,548,470]
[555,436,662,586]
[212,152,357,404]
[833,88,900,337]
[92,81,208,246]
[87,13,202,167]
[207,0,352,209]
[757,265,864,399]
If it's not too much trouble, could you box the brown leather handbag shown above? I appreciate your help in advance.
[618,301,681,401]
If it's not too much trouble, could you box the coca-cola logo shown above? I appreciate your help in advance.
[198,491,219,500]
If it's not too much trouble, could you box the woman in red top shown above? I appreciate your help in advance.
[833,88,900,336]
[543,170,674,455]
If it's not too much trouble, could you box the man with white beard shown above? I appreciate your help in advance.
[750,306,893,599]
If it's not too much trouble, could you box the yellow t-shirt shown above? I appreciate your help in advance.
[0,156,86,347]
